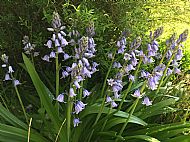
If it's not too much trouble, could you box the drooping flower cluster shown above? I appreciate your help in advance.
[106,34,142,107]
[1,54,21,86]
[43,12,69,62]
[56,20,98,127]
[22,36,39,57]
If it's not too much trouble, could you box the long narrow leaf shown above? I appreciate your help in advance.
[0,103,28,130]
[81,104,147,126]
[0,123,48,142]
[22,54,65,140]
[125,135,160,142]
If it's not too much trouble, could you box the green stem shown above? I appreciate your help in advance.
[91,59,143,131]
[118,59,142,111]
[87,51,116,142]
[116,81,147,141]
[100,52,116,98]
[10,73,28,123]
[14,85,28,123]
[116,98,139,142]
[55,52,60,113]
[155,48,178,95]
[67,97,71,142]
[79,81,83,100]
[101,106,112,131]
[159,48,167,65]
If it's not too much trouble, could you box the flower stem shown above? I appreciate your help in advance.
[14,85,28,123]
[155,47,178,96]
[87,51,116,142]
[91,59,143,131]
[55,52,60,114]
[118,58,142,111]
[115,81,147,142]
[116,98,139,142]
[67,97,71,142]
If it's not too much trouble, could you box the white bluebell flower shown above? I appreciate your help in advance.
[8,66,14,73]
[1,64,6,68]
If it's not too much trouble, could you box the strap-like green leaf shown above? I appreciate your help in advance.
[22,54,66,141]
[0,123,48,142]
[81,104,147,126]
[125,135,160,142]
[0,103,28,130]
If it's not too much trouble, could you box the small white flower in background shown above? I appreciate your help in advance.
[2,64,6,68]
[8,66,14,73]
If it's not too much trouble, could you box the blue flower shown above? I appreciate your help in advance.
[174,68,181,74]
[69,88,77,97]
[148,77,157,90]
[74,80,81,89]
[111,101,118,108]
[175,49,183,60]
[142,97,152,106]
[74,101,86,114]
[14,80,21,86]
[113,62,122,68]
[129,74,135,82]
[42,55,50,62]
[56,93,65,102]
[167,68,173,76]
[83,89,91,97]
[4,74,11,81]
[73,118,81,127]
[49,51,56,58]
[63,53,71,60]
[124,53,132,61]
[132,89,141,98]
